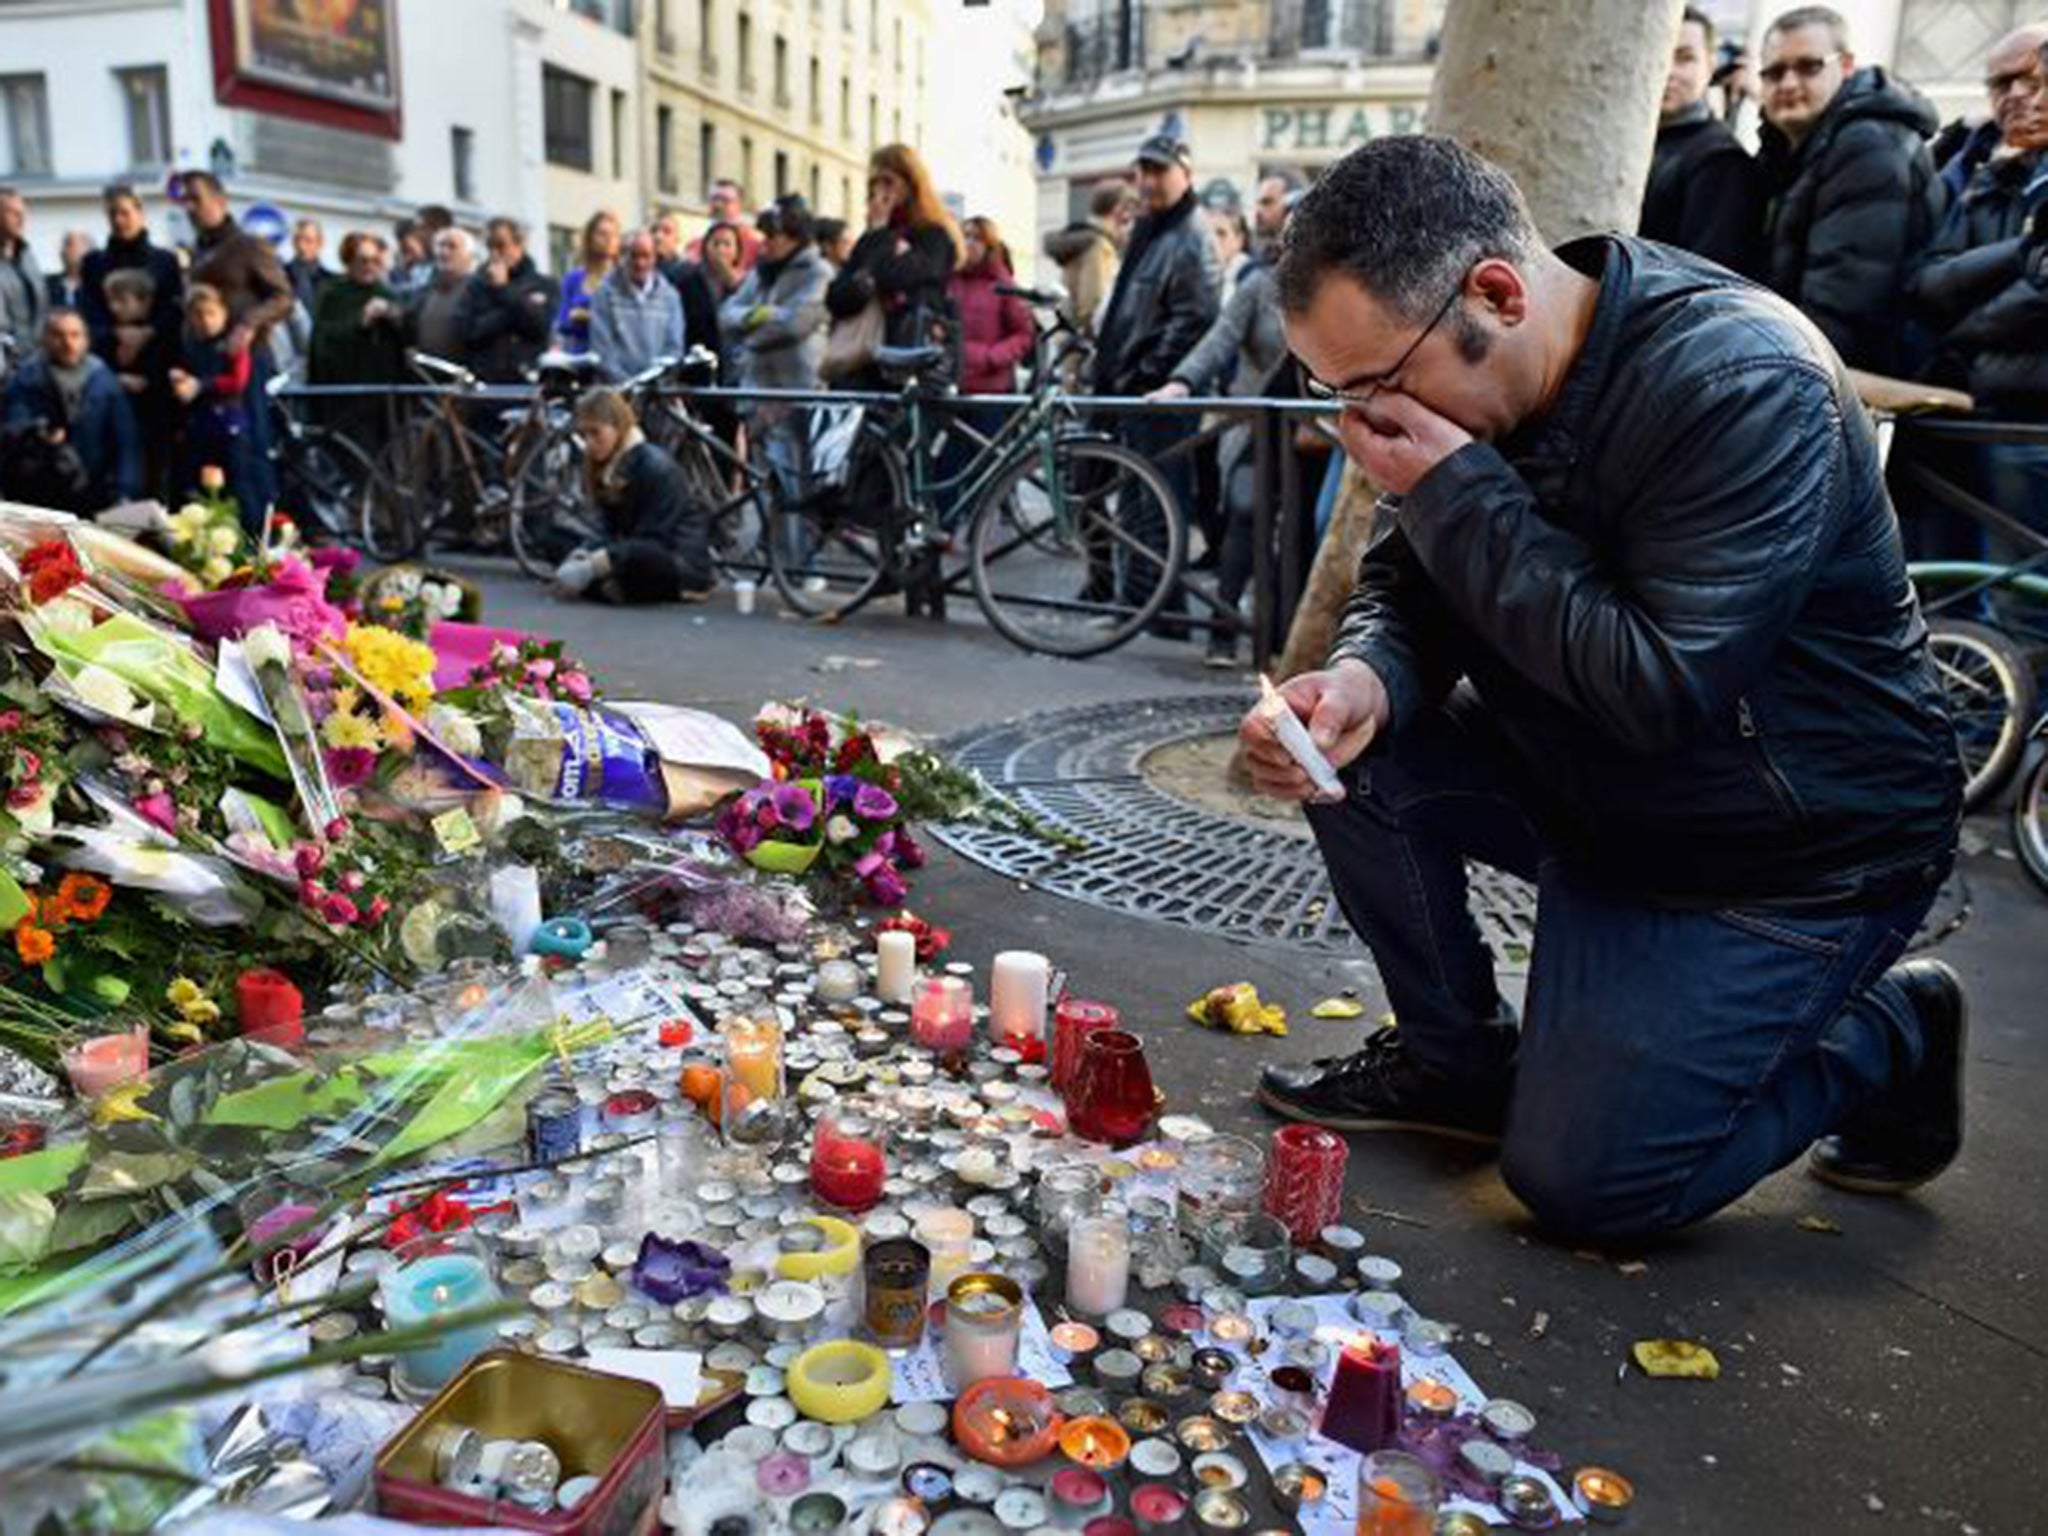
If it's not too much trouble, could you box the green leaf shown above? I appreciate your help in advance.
[74,1150,196,1202]
[45,1194,142,1257]
[0,1189,56,1270]
[0,866,27,928]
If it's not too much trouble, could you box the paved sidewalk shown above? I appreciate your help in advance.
[469,565,2044,1533]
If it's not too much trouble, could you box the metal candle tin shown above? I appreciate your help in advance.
[526,1089,584,1165]
[863,1237,933,1349]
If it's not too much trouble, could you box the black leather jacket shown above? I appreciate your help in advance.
[1331,236,1961,911]
[1091,192,1219,396]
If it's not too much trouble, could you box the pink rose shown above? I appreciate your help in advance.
[294,843,326,879]
[136,791,179,833]
[559,670,592,703]
[0,712,20,733]
[366,895,390,923]
[6,784,40,810]
[339,869,366,893]
[320,893,360,925]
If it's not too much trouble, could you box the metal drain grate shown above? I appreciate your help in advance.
[934,693,1969,964]
[932,695,1537,966]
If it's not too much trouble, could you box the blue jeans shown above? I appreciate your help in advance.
[1305,690,1937,1242]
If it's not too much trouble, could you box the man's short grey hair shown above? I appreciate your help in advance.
[1275,136,1542,322]
[1766,5,1850,51]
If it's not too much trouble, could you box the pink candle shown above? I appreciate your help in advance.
[911,976,974,1053]
[1321,1333,1402,1454]
[63,1027,149,1098]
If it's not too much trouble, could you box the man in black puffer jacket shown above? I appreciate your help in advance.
[1641,6,1764,276]
[1242,137,1964,1245]
[1756,6,1946,374]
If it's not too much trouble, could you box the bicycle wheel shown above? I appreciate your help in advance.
[2012,740,2048,894]
[358,416,445,561]
[969,436,1186,657]
[768,437,904,620]
[278,427,374,547]
[1927,617,2036,810]
[508,425,600,581]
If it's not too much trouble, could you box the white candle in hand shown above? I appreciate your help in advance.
[876,930,917,1004]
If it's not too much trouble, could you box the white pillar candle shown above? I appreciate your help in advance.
[988,950,1050,1046]
[1065,1212,1132,1318]
[487,865,543,954]
[876,931,917,1005]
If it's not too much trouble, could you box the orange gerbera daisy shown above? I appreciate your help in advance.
[14,922,54,966]
[54,873,110,922]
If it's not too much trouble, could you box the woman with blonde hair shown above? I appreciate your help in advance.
[551,387,715,604]
[823,143,963,391]
[555,209,622,353]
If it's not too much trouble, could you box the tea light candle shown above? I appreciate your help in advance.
[1130,1484,1187,1536]
[1057,1415,1131,1472]
[811,1115,888,1212]
[725,1014,783,1102]
[911,976,974,1053]
[817,958,865,1005]
[876,930,917,1004]
[915,1206,975,1292]
[1573,1466,1636,1524]
[988,951,1050,1049]
[1049,1319,1101,1368]
[1065,1211,1132,1318]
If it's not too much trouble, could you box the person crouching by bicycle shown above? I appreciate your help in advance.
[553,388,716,605]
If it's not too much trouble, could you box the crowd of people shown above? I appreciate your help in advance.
[1,5,2041,615]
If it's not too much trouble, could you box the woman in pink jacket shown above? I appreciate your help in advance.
[949,216,1033,395]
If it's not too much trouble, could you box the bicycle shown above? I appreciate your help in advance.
[358,349,598,562]
[266,373,376,546]
[506,348,774,584]
[768,285,1187,658]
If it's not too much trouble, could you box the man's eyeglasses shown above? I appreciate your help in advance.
[1301,282,1463,412]
[1759,54,1837,85]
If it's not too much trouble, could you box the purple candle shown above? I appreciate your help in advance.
[1320,1333,1402,1454]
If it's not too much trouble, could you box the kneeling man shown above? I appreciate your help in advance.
[1241,137,1964,1243]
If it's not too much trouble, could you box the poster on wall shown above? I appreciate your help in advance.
[210,0,403,139]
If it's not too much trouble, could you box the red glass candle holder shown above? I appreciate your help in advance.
[810,1108,888,1212]
[1066,1029,1155,1147]
[237,968,304,1050]
[1262,1124,1349,1244]
[911,976,975,1054]
[1052,999,1119,1092]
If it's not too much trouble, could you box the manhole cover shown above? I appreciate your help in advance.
[934,693,1968,964]
[932,695,1535,967]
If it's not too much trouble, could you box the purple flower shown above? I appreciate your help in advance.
[864,861,909,907]
[718,798,765,854]
[823,774,860,809]
[772,782,817,832]
[631,1234,730,1304]
[894,827,927,869]
[852,783,898,821]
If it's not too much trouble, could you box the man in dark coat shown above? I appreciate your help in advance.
[79,184,183,347]
[1641,6,1764,276]
[1932,23,2048,203]
[1755,5,1947,374]
[1089,132,1220,608]
[457,217,557,383]
[1246,135,1963,1243]
[3,308,140,511]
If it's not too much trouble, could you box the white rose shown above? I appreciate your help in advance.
[825,814,858,845]
[390,569,422,600]
[10,782,54,838]
[207,524,240,556]
[241,623,293,673]
[425,703,484,757]
[201,555,234,586]
[71,664,153,727]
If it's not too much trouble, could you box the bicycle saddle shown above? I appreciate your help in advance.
[875,344,946,379]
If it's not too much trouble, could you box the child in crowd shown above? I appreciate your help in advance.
[97,267,175,497]
[169,283,254,512]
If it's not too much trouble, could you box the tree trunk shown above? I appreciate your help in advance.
[1257,0,1680,696]
[1428,0,1681,241]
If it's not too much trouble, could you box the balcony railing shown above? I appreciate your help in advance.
[1058,11,1146,89]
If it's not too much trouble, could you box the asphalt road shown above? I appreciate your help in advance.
[467,563,2044,1535]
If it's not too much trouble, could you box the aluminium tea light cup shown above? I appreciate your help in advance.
[1117,1398,1171,1437]
[1458,1438,1517,1491]
[1573,1467,1635,1524]
[1500,1474,1563,1530]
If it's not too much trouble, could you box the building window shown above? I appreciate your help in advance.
[700,120,716,189]
[610,88,626,179]
[656,0,675,53]
[657,104,675,193]
[699,0,718,74]
[738,10,755,93]
[773,34,789,108]
[809,162,820,206]
[0,75,51,178]
[892,16,901,67]
[842,173,852,217]
[840,76,851,138]
[115,66,171,170]
[867,92,877,148]
[808,57,821,123]
[773,148,789,196]
[891,105,900,141]
[740,133,754,196]
[451,125,476,202]
[869,0,879,51]
[542,66,595,171]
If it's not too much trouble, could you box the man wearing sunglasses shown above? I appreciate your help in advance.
[1756,4,1946,375]
[1239,136,1964,1244]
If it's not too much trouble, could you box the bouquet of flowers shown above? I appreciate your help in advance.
[358,564,481,642]
[163,480,248,589]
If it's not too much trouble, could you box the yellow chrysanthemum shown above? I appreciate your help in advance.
[320,709,384,752]
[343,624,437,710]
[166,976,203,1008]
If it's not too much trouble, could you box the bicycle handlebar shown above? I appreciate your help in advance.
[995,282,1065,309]
[406,350,479,390]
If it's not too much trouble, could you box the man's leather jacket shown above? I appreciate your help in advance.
[1331,236,1962,911]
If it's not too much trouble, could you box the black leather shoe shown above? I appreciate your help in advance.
[1256,1027,1509,1145]
[1808,959,1966,1195]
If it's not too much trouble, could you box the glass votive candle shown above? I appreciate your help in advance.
[1176,1135,1267,1240]
[1035,1163,1101,1254]
[863,1236,932,1349]
[944,1272,1024,1389]
[1051,998,1119,1091]
[1065,1210,1132,1318]
[378,1231,502,1402]
[811,1108,889,1212]
[1067,1030,1156,1147]
[912,976,975,1054]
[1356,1449,1441,1536]
[1260,1124,1348,1245]
[1204,1213,1291,1295]
[915,1205,975,1293]
[724,1013,783,1103]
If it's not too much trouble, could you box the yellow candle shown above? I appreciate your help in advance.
[725,1015,783,1101]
